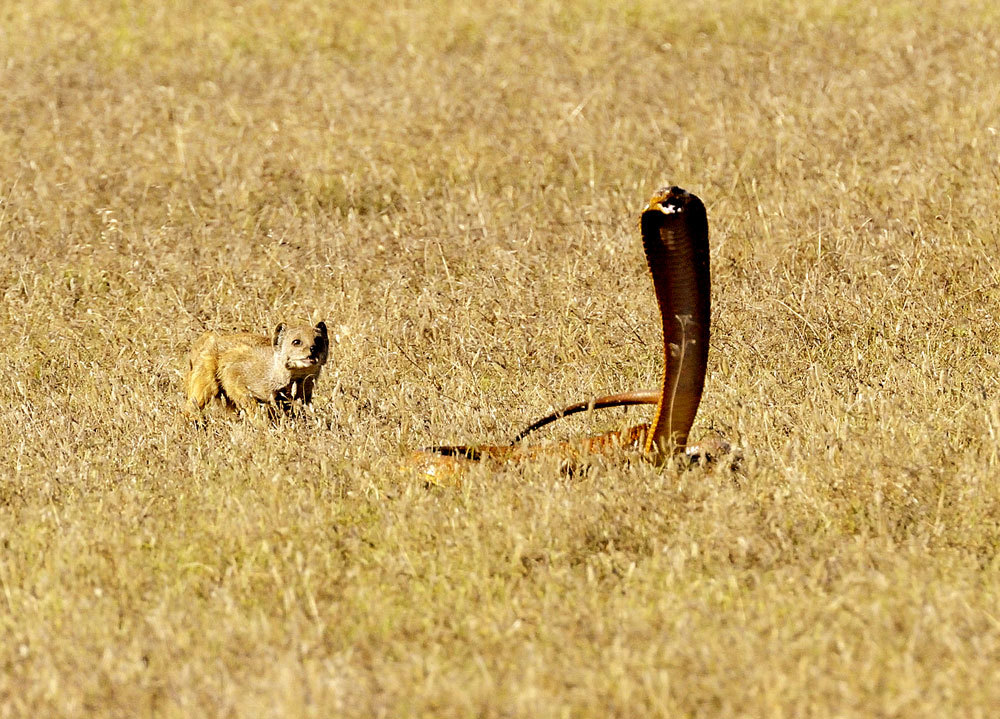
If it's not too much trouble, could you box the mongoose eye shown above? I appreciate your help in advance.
[292,339,301,346]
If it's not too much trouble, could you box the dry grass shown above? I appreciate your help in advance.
[2,0,1000,715]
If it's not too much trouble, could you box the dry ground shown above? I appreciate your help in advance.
[2,0,1000,716]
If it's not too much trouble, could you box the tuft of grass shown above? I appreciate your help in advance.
[3,0,1000,716]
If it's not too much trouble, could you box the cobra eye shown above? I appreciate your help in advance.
[292,339,301,346]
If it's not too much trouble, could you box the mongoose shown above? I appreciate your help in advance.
[184,321,329,420]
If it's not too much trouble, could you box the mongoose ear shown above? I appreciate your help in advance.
[316,321,328,340]
[272,323,286,348]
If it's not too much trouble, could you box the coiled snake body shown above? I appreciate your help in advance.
[411,186,724,477]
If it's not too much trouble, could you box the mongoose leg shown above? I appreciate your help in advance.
[300,376,315,404]
[217,364,260,415]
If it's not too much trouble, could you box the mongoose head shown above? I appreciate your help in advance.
[272,321,329,371]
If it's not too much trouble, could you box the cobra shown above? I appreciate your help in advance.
[411,186,727,475]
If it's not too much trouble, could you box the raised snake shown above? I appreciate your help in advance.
[410,186,724,477]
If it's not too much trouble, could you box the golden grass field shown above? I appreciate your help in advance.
[3,0,1000,715]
